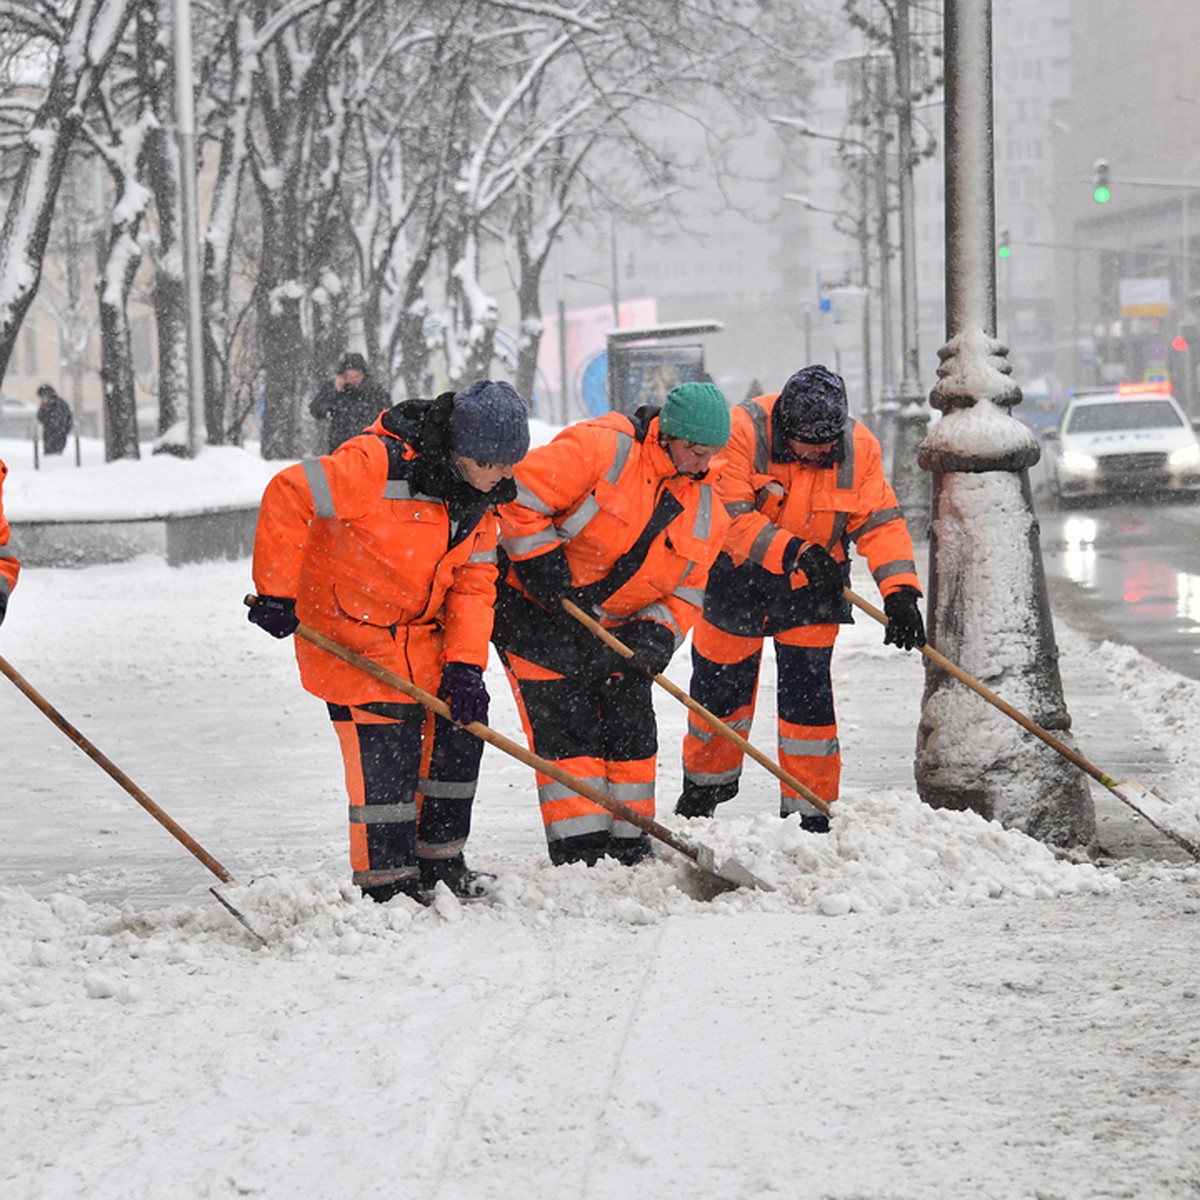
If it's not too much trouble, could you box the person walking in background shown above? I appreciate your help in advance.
[0,459,19,626]
[677,364,925,830]
[248,379,531,903]
[309,352,392,453]
[493,381,731,867]
[36,385,72,456]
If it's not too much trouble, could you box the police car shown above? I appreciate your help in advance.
[1049,384,1200,505]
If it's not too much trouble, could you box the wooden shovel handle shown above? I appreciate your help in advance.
[0,653,235,883]
[562,599,831,816]
[243,597,703,863]
[843,587,1113,788]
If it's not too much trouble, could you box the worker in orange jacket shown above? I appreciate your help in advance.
[0,458,19,626]
[677,365,925,829]
[493,381,732,867]
[248,380,530,903]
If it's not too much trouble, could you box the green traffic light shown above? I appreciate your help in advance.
[998,244,1010,259]
[1093,185,1111,203]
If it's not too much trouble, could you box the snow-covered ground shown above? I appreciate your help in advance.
[2,439,1199,1199]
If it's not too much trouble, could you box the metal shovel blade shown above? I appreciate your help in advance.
[690,839,776,892]
[210,885,269,947]
[1112,782,1200,861]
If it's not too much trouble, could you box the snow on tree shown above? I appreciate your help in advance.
[0,0,138,386]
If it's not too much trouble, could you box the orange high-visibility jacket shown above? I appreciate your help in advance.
[498,411,730,646]
[0,459,19,605]
[719,393,920,596]
[252,414,500,705]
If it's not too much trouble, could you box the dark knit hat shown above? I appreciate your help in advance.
[659,381,731,447]
[449,380,530,464]
[338,352,369,375]
[778,365,849,442]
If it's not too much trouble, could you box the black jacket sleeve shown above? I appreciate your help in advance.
[310,380,338,420]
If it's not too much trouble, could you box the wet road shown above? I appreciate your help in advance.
[1033,493,1200,680]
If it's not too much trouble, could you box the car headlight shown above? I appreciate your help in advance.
[1167,440,1200,469]
[1059,449,1098,473]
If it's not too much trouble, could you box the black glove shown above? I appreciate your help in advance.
[247,594,298,639]
[0,592,7,627]
[782,539,843,598]
[614,620,676,677]
[438,662,489,725]
[512,546,575,610]
[882,586,926,651]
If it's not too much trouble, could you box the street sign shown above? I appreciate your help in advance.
[1119,277,1171,318]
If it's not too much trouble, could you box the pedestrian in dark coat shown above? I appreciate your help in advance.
[36,385,73,455]
[309,352,393,453]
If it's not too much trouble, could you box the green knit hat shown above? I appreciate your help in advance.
[659,381,731,447]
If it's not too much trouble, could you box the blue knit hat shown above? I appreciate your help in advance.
[659,381,731,447]
[450,380,530,464]
[778,365,848,442]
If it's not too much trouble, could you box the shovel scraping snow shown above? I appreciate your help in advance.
[0,653,268,945]
[246,597,774,892]
[845,587,1200,862]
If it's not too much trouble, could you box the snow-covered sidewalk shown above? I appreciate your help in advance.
[3,444,1200,1198]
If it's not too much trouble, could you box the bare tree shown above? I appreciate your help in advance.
[0,0,138,380]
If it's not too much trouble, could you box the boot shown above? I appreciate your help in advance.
[547,831,611,866]
[674,781,736,819]
[361,878,423,904]
[419,855,496,900]
[607,833,654,866]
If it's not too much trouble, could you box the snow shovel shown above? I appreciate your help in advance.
[561,598,832,818]
[845,587,1200,862]
[244,596,773,892]
[0,653,269,945]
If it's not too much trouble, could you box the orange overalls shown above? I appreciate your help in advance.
[681,393,921,819]
[494,409,729,863]
[0,459,20,616]
[252,405,500,896]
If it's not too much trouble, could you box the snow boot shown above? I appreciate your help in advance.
[798,813,830,834]
[547,831,611,866]
[419,856,496,901]
[674,781,736,819]
[607,833,654,866]
[361,879,423,905]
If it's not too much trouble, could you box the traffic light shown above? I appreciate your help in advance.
[997,227,1010,259]
[1092,158,1111,203]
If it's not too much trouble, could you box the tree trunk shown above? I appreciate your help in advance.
[137,4,185,438]
[0,0,136,377]
[98,225,143,461]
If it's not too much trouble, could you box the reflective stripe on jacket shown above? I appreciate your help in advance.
[497,412,729,647]
[719,394,920,597]
[251,428,498,705]
[0,459,19,602]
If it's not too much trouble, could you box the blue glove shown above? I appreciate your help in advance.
[439,662,489,725]
[247,594,298,639]
[615,620,676,676]
[882,586,926,651]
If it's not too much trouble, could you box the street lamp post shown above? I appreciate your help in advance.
[173,0,206,456]
[915,0,1093,846]
[890,0,932,535]
[773,113,886,422]
[783,190,873,405]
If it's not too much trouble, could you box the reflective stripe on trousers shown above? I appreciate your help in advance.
[499,651,656,848]
[682,618,841,813]
[328,700,483,888]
